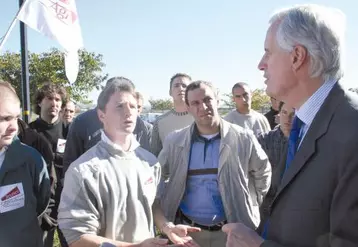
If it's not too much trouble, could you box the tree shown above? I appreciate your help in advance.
[149,98,173,112]
[222,89,271,112]
[251,89,271,112]
[0,48,108,104]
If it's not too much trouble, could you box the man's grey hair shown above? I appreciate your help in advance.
[269,4,346,81]
[97,80,136,111]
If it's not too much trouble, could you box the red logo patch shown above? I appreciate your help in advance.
[1,187,20,201]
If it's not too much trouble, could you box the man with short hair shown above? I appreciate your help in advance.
[224,82,271,136]
[29,82,68,247]
[223,4,358,247]
[264,97,280,129]
[0,81,51,247]
[150,73,194,156]
[58,80,191,247]
[153,80,271,247]
[61,100,76,138]
[134,91,152,151]
[257,102,294,169]
[63,77,153,176]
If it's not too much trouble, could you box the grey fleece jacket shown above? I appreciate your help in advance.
[58,135,161,244]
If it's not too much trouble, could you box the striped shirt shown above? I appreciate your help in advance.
[296,79,336,144]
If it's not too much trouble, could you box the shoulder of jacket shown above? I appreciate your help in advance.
[153,111,173,124]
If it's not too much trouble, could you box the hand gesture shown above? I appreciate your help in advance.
[163,224,201,247]
[222,223,263,247]
[139,237,168,247]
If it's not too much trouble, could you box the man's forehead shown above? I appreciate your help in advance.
[281,103,294,112]
[46,93,62,99]
[173,77,190,84]
[233,86,250,95]
[0,101,21,117]
[66,102,75,109]
[188,85,214,99]
[110,91,136,102]
[265,23,279,48]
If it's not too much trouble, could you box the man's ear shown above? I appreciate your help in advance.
[291,45,307,72]
[97,108,105,123]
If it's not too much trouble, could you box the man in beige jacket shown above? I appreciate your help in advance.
[153,80,271,247]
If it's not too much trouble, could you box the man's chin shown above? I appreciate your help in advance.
[0,138,14,147]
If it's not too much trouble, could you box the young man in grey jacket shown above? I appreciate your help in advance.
[0,81,51,247]
[62,77,152,177]
[58,80,198,247]
[152,81,271,247]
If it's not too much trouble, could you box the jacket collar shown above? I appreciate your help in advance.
[177,118,231,146]
[0,137,27,183]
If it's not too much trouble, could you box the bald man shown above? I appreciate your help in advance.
[0,81,51,247]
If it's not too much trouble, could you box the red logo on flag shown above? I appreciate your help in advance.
[48,0,78,25]
[1,187,20,201]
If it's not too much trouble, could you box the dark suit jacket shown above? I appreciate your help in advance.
[259,83,358,247]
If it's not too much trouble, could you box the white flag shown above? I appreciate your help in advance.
[17,0,83,83]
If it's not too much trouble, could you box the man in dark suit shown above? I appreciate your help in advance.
[223,4,358,247]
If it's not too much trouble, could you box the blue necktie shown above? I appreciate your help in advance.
[284,116,303,175]
[261,116,303,240]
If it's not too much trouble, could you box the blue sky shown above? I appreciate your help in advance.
[1,0,357,103]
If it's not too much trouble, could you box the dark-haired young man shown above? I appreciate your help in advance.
[29,82,68,247]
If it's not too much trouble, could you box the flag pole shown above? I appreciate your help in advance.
[19,0,31,123]
[0,1,25,52]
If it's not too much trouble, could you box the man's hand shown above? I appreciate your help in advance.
[222,223,264,247]
[139,237,168,247]
[163,224,201,247]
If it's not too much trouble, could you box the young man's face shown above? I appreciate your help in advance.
[0,97,20,149]
[98,91,138,138]
[232,86,252,114]
[279,103,295,137]
[39,93,62,120]
[170,76,191,103]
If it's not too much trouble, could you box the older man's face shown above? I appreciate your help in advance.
[258,23,297,102]
[62,101,76,124]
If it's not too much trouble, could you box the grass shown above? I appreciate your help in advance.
[53,230,60,247]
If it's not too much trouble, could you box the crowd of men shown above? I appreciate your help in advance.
[0,4,358,247]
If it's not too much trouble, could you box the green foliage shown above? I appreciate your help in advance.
[251,89,271,111]
[148,98,173,111]
[222,89,271,111]
[0,48,108,104]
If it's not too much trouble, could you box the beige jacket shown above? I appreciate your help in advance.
[157,119,271,229]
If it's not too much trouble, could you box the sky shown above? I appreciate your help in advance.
[1,0,357,103]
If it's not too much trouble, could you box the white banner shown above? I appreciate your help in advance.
[17,0,83,83]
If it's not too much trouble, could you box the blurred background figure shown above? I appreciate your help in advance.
[61,100,76,138]
[264,97,280,129]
